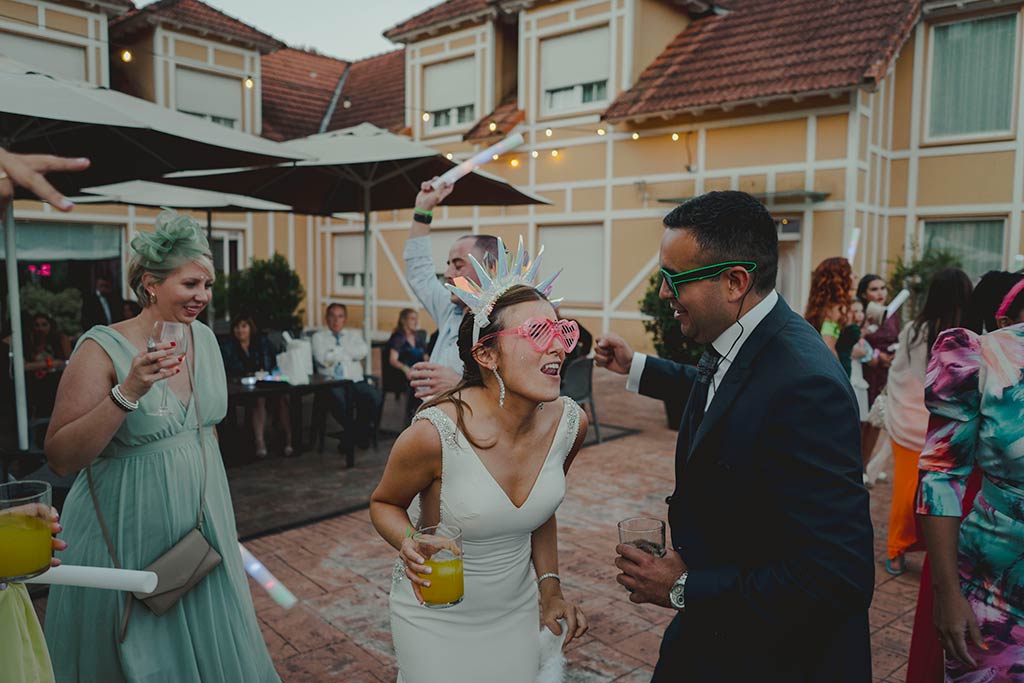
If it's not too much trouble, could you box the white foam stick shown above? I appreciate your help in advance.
[431,133,525,190]
[23,565,158,593]
[846,227,861,264]
[239,543,297,609]
[886,289,911,318]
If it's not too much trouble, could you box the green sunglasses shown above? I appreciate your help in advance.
[660,261,758,297]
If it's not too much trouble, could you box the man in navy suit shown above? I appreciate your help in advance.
[596,191,874,682]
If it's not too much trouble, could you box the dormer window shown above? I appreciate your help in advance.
[423,56,476,132]
[175,67,243,130]
[540,25,611,115]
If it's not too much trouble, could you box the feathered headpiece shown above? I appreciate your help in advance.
[445,236,562,344]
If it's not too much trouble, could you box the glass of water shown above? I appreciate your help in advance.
[617,517,666,557]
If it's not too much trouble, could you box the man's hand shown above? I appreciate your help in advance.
[614,544,686,609]
[0,148,90,214]
[410,362,461,399]
[594,333,635,375]
[415,178,454,214]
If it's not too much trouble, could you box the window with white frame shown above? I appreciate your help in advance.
[333,234,365,291]
[923,219,1005,279]
[537,225,604,304]
[175,67,243,129]
[540,26,611,113]
[423,57,476,130]
[1,32,87,81]
[928,14,1017,139]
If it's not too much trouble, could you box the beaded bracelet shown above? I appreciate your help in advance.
[537,572,560,586]
[109,384,139,412]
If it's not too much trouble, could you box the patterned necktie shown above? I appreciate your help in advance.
[334,334,345,379]
[689,347,722,437]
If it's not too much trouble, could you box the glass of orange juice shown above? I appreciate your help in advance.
[414,524,463,609]
[0,481,53,582]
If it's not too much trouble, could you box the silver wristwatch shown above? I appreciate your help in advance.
[669,571,688,610]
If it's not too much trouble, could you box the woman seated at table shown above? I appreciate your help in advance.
[24,312,72,417]
[220,314,294,458]
[387,308,429,425]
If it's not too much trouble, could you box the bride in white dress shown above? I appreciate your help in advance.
[371,282,589,683]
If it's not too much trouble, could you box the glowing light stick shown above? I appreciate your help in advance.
[846,227,861,264]
[23,565,157,593]
[239,543,297,609]
[431,133,525,190]
[886,289,911,319]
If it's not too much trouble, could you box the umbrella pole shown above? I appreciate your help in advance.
[206,209,215,325]
[3,205,29,451]
[362,186,373,374]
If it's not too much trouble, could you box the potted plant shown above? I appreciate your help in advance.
[639,271,705,429]
[227,253,305,336]
[887,246,963,323]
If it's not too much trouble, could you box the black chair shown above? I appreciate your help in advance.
[309,373,382,461]
[561,357,600,443]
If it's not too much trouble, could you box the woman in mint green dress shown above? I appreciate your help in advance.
[43,211,279,682]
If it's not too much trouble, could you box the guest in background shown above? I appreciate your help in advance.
[81,274,121,331]
[858,274,898,467]
[804,256,853,356]
[24,312,71,417]
[387,308,429,425]
[883,269,972,576]
[121,300,141,321]
[311,303,383,449]
[221,314,293,458]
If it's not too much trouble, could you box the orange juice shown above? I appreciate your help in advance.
[0,513,51,580]
[419,556,464,607]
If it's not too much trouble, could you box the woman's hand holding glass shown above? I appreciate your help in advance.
[0,503,65,590]
[119,341,184,405]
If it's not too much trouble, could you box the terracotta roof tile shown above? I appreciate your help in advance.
[464,91,524,141]
[261,48,350,141]
[111,0,285,52]
[605,0,920,122]
[327,49,407,134]
[384,0,494,40]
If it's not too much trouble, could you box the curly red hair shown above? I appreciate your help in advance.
[804,257,853,331]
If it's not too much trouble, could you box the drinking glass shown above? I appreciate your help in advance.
[617,517,666,557]
[414,524,464,608]
[147,321,188,416]
[0,481,53,582]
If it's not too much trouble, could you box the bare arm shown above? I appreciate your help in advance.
[408,179,453,239]
[389,348,410,378]
[45,340,180,475]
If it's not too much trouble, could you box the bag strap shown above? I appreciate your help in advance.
[187,352,209,531]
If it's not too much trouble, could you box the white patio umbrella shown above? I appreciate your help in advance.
[165,122,549,349]
[0,57,303,451]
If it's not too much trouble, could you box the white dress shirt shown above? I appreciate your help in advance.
[311,328,368,380]
[627,290,779,411]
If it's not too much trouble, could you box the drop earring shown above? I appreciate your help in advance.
[491,366,506,408]
[149,291,157,305]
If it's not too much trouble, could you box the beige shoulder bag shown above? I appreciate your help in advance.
[87,355,222,643]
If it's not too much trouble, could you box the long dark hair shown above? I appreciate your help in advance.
[27,313,66,361]
[393,308,417,335]
[965,271,1024,334]
[909,268,972,360]
[420,285,549,448]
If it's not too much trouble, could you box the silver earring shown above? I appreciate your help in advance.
[492,366,505,408]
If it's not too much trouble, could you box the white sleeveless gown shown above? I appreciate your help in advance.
[390,396,581,683]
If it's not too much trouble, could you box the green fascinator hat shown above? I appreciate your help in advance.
[130,209,211,268]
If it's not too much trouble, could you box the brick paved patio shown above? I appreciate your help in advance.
[246,368,922,682]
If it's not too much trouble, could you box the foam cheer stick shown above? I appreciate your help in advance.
[239,543,297,609]
[431,133,525,190]
[23,565,158,593]
[886,289,911,318]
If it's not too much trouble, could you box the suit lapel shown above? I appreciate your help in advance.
[687,297,793,460]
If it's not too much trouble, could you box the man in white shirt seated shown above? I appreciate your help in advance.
[403,179,500,398]
[310,303,383,449]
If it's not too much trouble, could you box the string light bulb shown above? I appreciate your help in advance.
[488,121,497,132]
[597,128,606,136]
[445,152,453,160]
[422,112,431,122]
[510,158,520,168]
[550,149,559,158]
[671,133,679,141]
[120,49,133,63]
[544,128,553,137]
[631,132,640,140]
[244,76,254,89]
[492,154,499,161]
[531,150,539,158]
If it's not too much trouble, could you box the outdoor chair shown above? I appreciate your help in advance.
[561,356,601,443]
[309,373,382,458]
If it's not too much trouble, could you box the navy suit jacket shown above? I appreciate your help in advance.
[640,296,874,682]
